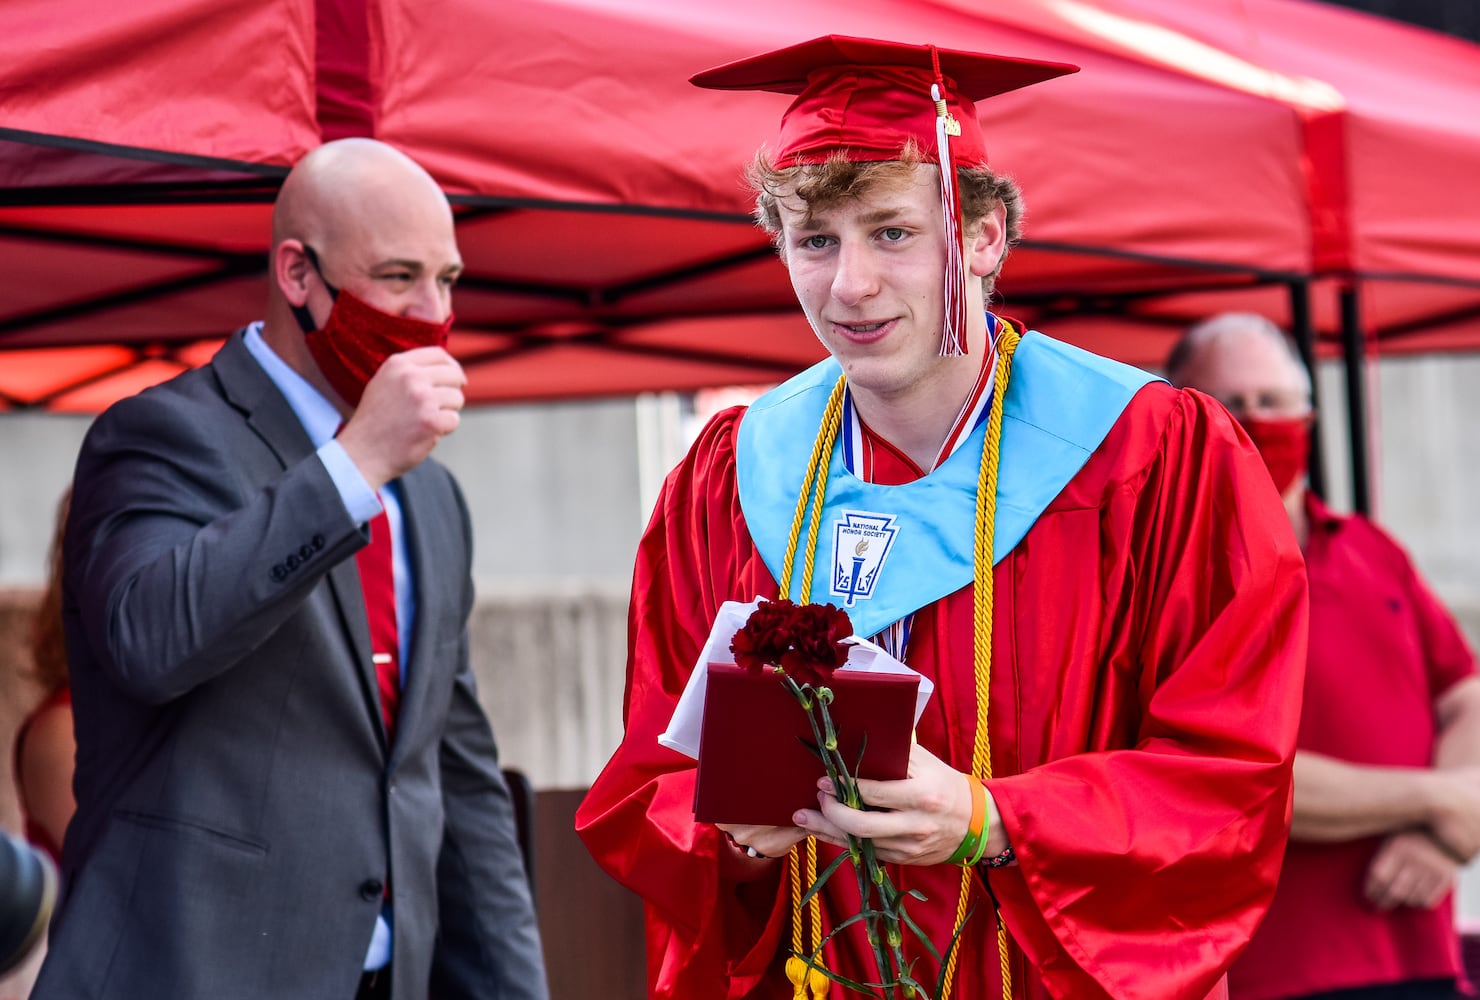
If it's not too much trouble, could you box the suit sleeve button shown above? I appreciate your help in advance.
[359,878,384,900]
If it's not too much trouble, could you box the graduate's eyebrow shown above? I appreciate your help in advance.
[791,206,909,232]
[856,208,908,226]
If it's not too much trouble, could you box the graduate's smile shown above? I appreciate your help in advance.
[829,317,898,344]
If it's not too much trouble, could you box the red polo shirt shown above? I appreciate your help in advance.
[1230,494,1475,999]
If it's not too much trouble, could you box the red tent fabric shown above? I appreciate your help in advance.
[1,0,1478,412]
[0,0,318,168]
[0,0,317,410]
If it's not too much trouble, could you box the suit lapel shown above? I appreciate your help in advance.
[213,331,389,753]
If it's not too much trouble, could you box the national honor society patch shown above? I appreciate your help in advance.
[831,511,899,607]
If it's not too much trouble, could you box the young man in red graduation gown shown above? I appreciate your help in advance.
[577,36,1309,999]
[1170,313,1480,1000]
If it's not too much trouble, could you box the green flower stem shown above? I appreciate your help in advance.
[781,671,933,999]
[814,697,912,995]
[859,836,914,998]
[816,691,908,998]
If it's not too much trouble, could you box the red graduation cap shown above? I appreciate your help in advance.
[693,35,1078,355]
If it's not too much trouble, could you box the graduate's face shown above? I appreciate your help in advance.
[775,164,1000,406]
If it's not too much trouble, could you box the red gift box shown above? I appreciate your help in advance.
[694,662,920,826]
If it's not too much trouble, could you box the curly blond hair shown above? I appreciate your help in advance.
[746,140,1024,295]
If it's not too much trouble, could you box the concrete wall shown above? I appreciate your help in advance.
[0,401,648,590]
[1314,355,1480,643]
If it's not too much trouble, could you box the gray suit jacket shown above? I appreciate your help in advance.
[33,332,547,999]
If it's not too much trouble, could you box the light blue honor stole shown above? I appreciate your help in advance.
[736,331,1161,639]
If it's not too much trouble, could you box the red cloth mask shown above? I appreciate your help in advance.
[1240,416,1311,494]
[293,247,454,408]
[302,288,453,407]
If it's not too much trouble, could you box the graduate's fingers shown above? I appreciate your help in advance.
[849,743,966,816]
[810,791,972,867]
[792,806,852,850]
[811,791,917,841]
[715,821,807,860]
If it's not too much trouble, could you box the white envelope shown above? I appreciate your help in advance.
[659,597,935,760]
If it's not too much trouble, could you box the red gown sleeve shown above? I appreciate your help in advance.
[985,387,1309,999]
[574,408,791,999]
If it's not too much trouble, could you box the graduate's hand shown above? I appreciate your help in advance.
[1364,829,1458,910]
[339,346,466,489]
[796,744,1007,866]
[713,822,807,864]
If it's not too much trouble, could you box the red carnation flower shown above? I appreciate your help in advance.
[730,598,800,673]
[779,602,853,686]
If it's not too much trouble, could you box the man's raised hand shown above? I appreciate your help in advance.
[337,347,466,489]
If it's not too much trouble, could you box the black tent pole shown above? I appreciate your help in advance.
[1339,284,1371,513]
[1287,279,1326,499]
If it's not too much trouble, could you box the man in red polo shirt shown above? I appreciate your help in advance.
[1169,312,1480,1000]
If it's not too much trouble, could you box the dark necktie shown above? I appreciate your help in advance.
[356,502,400,741]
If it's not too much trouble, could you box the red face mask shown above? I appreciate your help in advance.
[293,247,454,408]
[1240,416,1311,495]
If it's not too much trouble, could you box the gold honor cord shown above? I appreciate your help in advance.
[940,325,1018,1000]
[780,377,847,999]
[775,326,1020,1000]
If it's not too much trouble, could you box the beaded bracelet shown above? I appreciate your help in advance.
[981,846,1016,869]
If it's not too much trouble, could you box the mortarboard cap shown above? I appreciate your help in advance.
[691,35,1077,168]
[692,36,1078,355]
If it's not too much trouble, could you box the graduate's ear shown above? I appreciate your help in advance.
[966,202,1007,279]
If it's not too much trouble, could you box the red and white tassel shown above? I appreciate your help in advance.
[932,81,968,357]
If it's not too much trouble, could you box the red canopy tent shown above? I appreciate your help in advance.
[3,0,1479,505]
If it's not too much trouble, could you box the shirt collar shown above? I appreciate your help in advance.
[1303,489,1345,534]
[241,322,342,448]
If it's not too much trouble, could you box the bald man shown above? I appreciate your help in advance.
[34,139,548,1000]
[1169,313,1480,1000]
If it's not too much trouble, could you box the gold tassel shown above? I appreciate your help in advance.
[786,956,809,998]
